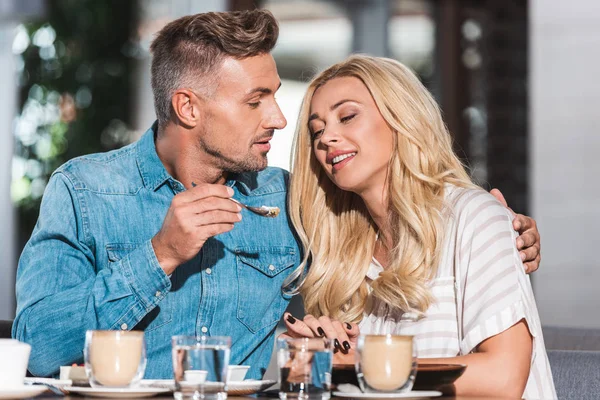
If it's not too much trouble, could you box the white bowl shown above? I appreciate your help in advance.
[59,366,88,383]
[184,370,208,383]
[227,365,250,381]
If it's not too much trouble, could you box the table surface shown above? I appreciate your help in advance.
[33,395,510,400]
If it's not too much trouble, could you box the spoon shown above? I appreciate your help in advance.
[191,182,280,218]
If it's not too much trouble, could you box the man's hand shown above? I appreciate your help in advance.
[152,184,242,275]
[490,188,541,273]
[282,313,360,365]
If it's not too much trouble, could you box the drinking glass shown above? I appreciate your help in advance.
[172,336,231,400]
[277,337,334,400]
[355,334,417,393]
[84,330,146,388]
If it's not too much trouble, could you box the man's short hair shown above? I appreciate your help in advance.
[150,9,279,125]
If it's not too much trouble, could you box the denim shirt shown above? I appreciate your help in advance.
[13,124,301,379]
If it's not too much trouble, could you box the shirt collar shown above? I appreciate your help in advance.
[136,122,172,191]
[136,122,262,194]
[227,172,259,195]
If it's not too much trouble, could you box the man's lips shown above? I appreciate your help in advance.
[253,137,272,152]
[254,137,273,144]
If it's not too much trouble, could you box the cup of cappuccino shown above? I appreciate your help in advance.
[355,334,416,393]
[84,330,146,388]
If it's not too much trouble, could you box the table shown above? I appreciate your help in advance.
[33,395,513,400]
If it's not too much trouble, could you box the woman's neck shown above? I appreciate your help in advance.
[359,185,392,266]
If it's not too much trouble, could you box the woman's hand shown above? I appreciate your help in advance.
[490,188,541,273]
[282,313,360,365]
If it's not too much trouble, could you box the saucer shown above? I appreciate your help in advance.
[227,379,276,395]
[0,385,48,399]
[332,389,442,399]
[63,386,169,398]
[141,379,276,396]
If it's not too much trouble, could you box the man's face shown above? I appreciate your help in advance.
[196,53,287,173]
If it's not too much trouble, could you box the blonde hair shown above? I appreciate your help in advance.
[286,55,474,322]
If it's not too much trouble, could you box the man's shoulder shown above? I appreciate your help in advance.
[235,167,289,196]
[54,141,142,193]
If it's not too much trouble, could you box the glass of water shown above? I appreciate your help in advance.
[277,337,334,400]
[172,336,231,400]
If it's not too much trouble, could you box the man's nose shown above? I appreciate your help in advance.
[268,103,287,130]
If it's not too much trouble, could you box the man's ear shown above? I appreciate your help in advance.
[171,89,200,128]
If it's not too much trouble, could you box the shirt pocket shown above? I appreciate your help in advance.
[106,243,173,332]
[410,276,459,358]
[235,246,296,333]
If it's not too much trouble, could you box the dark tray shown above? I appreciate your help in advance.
[332,363,466,391]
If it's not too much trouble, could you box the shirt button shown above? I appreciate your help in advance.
[121,323,128,330]
[206,268,212,275]
[201,327,208,333]
[155,291,161,297]
[268,265,275,271]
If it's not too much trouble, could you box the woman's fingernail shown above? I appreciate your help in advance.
[517,239,524,248]
[334,338,341,349]
[286,315,296,324]
[317,327,325,337]
[346,323,352,330]
[520,252,526,261]
[343,341,351,351]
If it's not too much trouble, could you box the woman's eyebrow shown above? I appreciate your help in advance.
[309,99,355,122]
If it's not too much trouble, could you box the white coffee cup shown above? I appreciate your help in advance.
[0,339,31,389]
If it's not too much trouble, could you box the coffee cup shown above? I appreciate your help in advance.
[84,330,146,388]
[0,339,31,389]
[356,334,417,393]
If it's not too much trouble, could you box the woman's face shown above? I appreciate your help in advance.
[308,76,394,195]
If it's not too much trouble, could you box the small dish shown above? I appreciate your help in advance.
[183,370,207,383]
[413,364,466,391]
[227,365,250,381]
[59,365,89,386]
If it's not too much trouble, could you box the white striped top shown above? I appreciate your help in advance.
[359,186,556,399]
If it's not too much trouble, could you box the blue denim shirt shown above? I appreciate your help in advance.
[13,124,301,379]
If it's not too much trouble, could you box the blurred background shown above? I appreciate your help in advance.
[0,0,597,338]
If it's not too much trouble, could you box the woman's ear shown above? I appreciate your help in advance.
[171,89,199,128]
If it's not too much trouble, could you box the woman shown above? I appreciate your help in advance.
[282,55,555,398]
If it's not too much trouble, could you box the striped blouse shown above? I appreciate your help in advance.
[358,186,557,399]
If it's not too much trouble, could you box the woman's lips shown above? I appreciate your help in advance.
[332,153,355,172]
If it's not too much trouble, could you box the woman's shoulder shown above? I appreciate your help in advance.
[443,184,511,224]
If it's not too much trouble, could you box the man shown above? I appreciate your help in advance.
[13,9,541,378]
